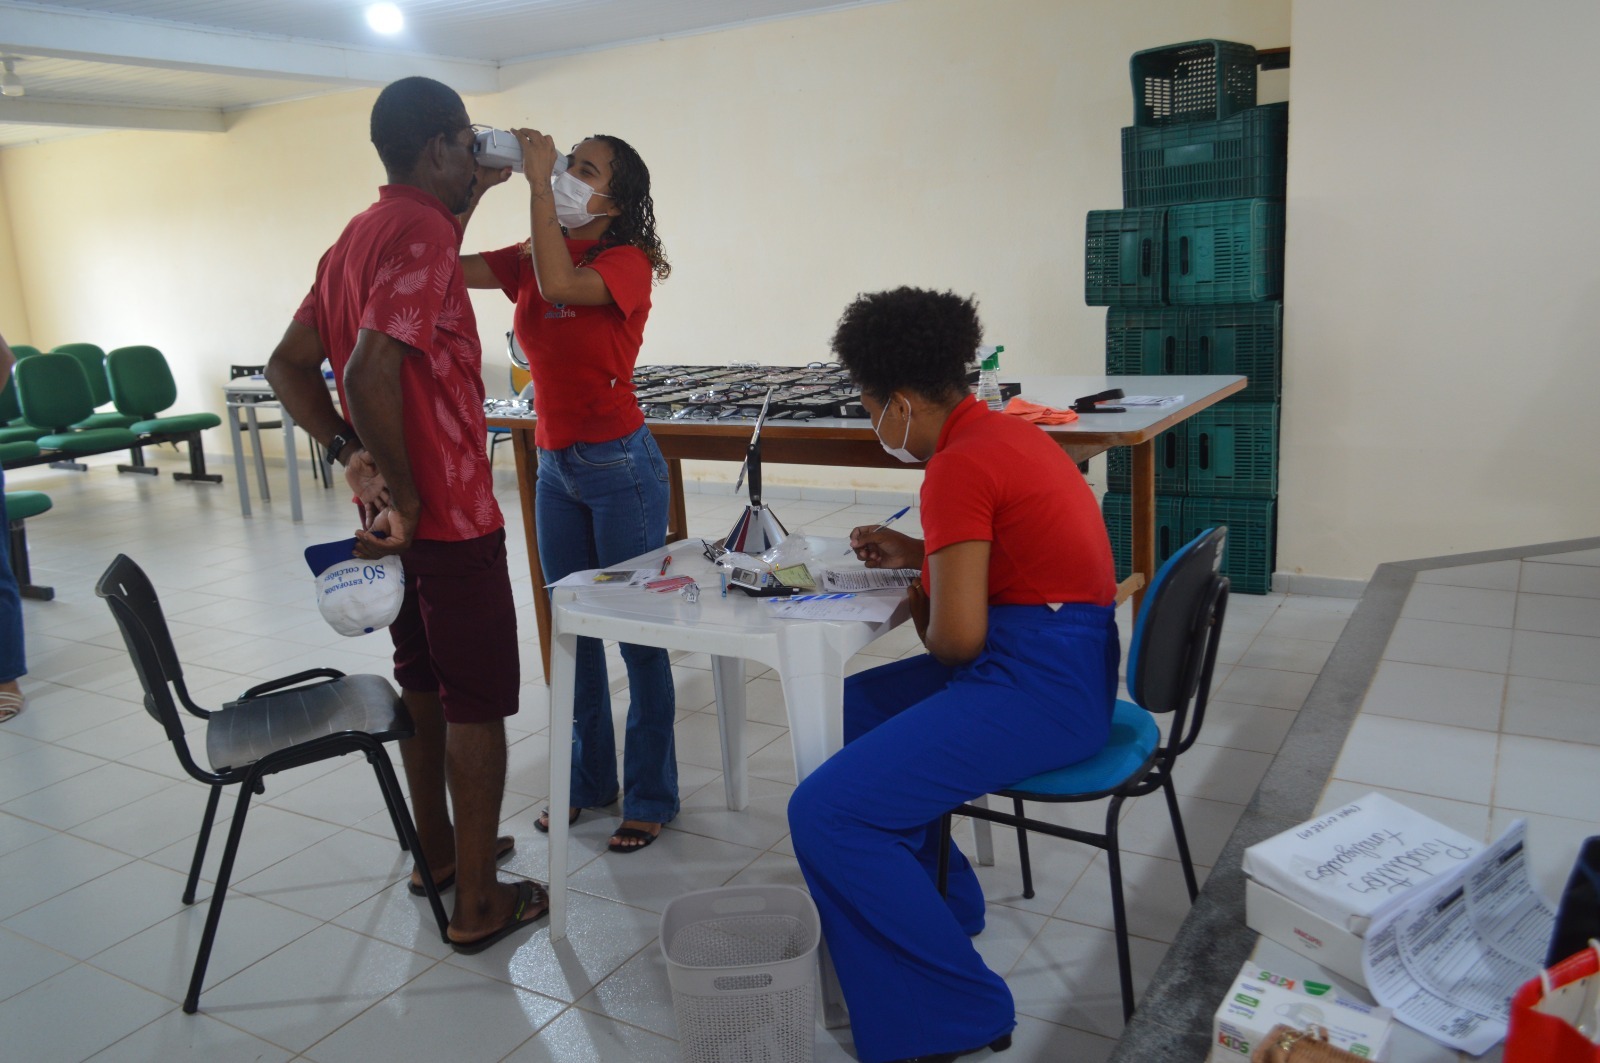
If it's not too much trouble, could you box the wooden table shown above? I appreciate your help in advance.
[488,373,1246,676]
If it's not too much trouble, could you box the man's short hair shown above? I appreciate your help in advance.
[370,77,467,176]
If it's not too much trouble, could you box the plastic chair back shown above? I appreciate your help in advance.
[0,376,21,423]
[51,344,112,407]
[1126,526,1228,715]
[106,345,178,420]
[14,353,97,430]
[94,554,197,746]
[9,344,41,359]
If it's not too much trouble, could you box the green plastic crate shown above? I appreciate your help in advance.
[1184,497,1275,594]
[1185,402,1278,498]
[1106,430,1186,495]
[1186,302,1282,401]
[1085,209,1166,307]
[1105,307,1184,376]
[1105,303,1281,402]
[1102,491,1185,583]
[1122,102,1287,208]
[1167,198,1284,304]
[1131,40,1258,127]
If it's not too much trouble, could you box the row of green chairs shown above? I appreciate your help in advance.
[2,343,222,483]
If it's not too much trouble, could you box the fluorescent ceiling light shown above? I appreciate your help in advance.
[366,3,404,35]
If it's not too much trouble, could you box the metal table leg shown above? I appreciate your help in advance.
[226,404,252,518]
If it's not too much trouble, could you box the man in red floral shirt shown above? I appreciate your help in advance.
[267,77,542,952]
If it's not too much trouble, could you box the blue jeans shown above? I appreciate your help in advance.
[0,466,23,684]
[537,424,678,823]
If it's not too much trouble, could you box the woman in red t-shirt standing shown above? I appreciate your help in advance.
[464,131,676,853]
[787,288,1121,1063]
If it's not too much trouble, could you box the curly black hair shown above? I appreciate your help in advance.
[583,134,670,282]
[831,287,982,402]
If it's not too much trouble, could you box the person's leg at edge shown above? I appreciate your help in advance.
[398,689,454,883]
[535,448,618,829]
[0,469,25,717]
[443,716,523,940]
[581,426,674,847]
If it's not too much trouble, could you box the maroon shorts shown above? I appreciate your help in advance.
[390,528,520,724]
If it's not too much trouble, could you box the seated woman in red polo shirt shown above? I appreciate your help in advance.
[787,287,1120,1063]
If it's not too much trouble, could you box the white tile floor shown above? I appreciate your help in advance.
[5,448,1366,1061]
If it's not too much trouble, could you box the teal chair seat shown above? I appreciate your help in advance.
[0,440,40,464]
[6,491,51,521]
[1003,700,1159,797]
[37,427,139,453]
[130,412,222,435]
[76,411,140,431]
[0,424,45,445]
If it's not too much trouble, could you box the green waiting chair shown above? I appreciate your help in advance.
[0,376,45,446]
[105,345,223,484]
[52,343,139,431]
[8,345,41,360]
[14,353,140,472]
[4,485,53,601]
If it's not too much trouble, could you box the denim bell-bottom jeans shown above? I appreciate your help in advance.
[0,465,25,685]
[537,424,678,823]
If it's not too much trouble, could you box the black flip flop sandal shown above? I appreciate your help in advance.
[608,825,662,854]
[448,879,549,955]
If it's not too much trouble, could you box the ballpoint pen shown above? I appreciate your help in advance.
[658,554,672,576]
[843,505,910,554]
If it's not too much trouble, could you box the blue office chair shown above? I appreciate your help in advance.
[936,527,1230,1023]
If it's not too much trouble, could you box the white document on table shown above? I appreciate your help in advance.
[816,567,920,592]
[1118,394,1184,407]
[546,568,652,589]
[765,595,901,622]
[1361,819,1555,1055]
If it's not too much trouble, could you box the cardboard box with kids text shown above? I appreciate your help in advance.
[1213,960,1394,1060]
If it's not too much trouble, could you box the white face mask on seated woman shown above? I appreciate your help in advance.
[872,395,919,464]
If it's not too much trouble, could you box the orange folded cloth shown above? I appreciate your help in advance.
[1003,397,1079,425]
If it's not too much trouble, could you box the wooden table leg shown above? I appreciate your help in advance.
[666,458,688,543]
[509,433,553,680]
[1131,438,1154,621]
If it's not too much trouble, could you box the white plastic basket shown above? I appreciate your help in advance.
[660,885,821,1063]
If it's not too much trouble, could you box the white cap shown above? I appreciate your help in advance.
[304,539,405,637]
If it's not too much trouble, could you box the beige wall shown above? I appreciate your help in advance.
[0,0,1292,513]
[1280,0,1600,581]
[0,158,31,345]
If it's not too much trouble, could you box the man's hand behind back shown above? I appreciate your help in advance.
[354,505,416,559]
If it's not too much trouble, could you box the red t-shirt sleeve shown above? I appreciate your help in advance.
[477,244,526,303]
[292,287,317,330]
[358,241,456,352]
[920,450,997,557]
[587,245,652,317]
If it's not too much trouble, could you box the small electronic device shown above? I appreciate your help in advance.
[727,566,796,597]
[472,128,523,172]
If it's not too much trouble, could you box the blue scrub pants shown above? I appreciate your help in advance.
[0,466,23,685]
[789,604,1119,1063]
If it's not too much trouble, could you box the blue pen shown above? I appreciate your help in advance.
[844,505,910,554]
[719,572,727,598]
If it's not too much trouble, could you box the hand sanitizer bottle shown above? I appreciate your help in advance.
[975,345,1005,411]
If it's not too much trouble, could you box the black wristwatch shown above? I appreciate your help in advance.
[326,427,360,467]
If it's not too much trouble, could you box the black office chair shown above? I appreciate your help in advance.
[95,554,449,1014]
[937,527,1230,1023]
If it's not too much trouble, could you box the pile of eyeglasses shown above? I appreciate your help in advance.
[634,362,864,422]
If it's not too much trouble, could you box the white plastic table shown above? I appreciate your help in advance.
[221,375,335,522]
[545,541,910,1025]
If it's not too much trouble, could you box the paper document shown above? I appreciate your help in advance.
[817,567,920,592]
[547,568,651,589]
[766,595,900,622]
[1118,395,1183,407]
[1362,819,1555,1055]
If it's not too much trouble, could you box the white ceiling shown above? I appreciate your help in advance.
[0,0,884,148]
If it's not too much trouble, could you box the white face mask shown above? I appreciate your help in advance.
[551,168,612,229]
[872,396,920,464]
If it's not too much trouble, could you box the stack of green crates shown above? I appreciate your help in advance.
[1089,41,1285,594]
